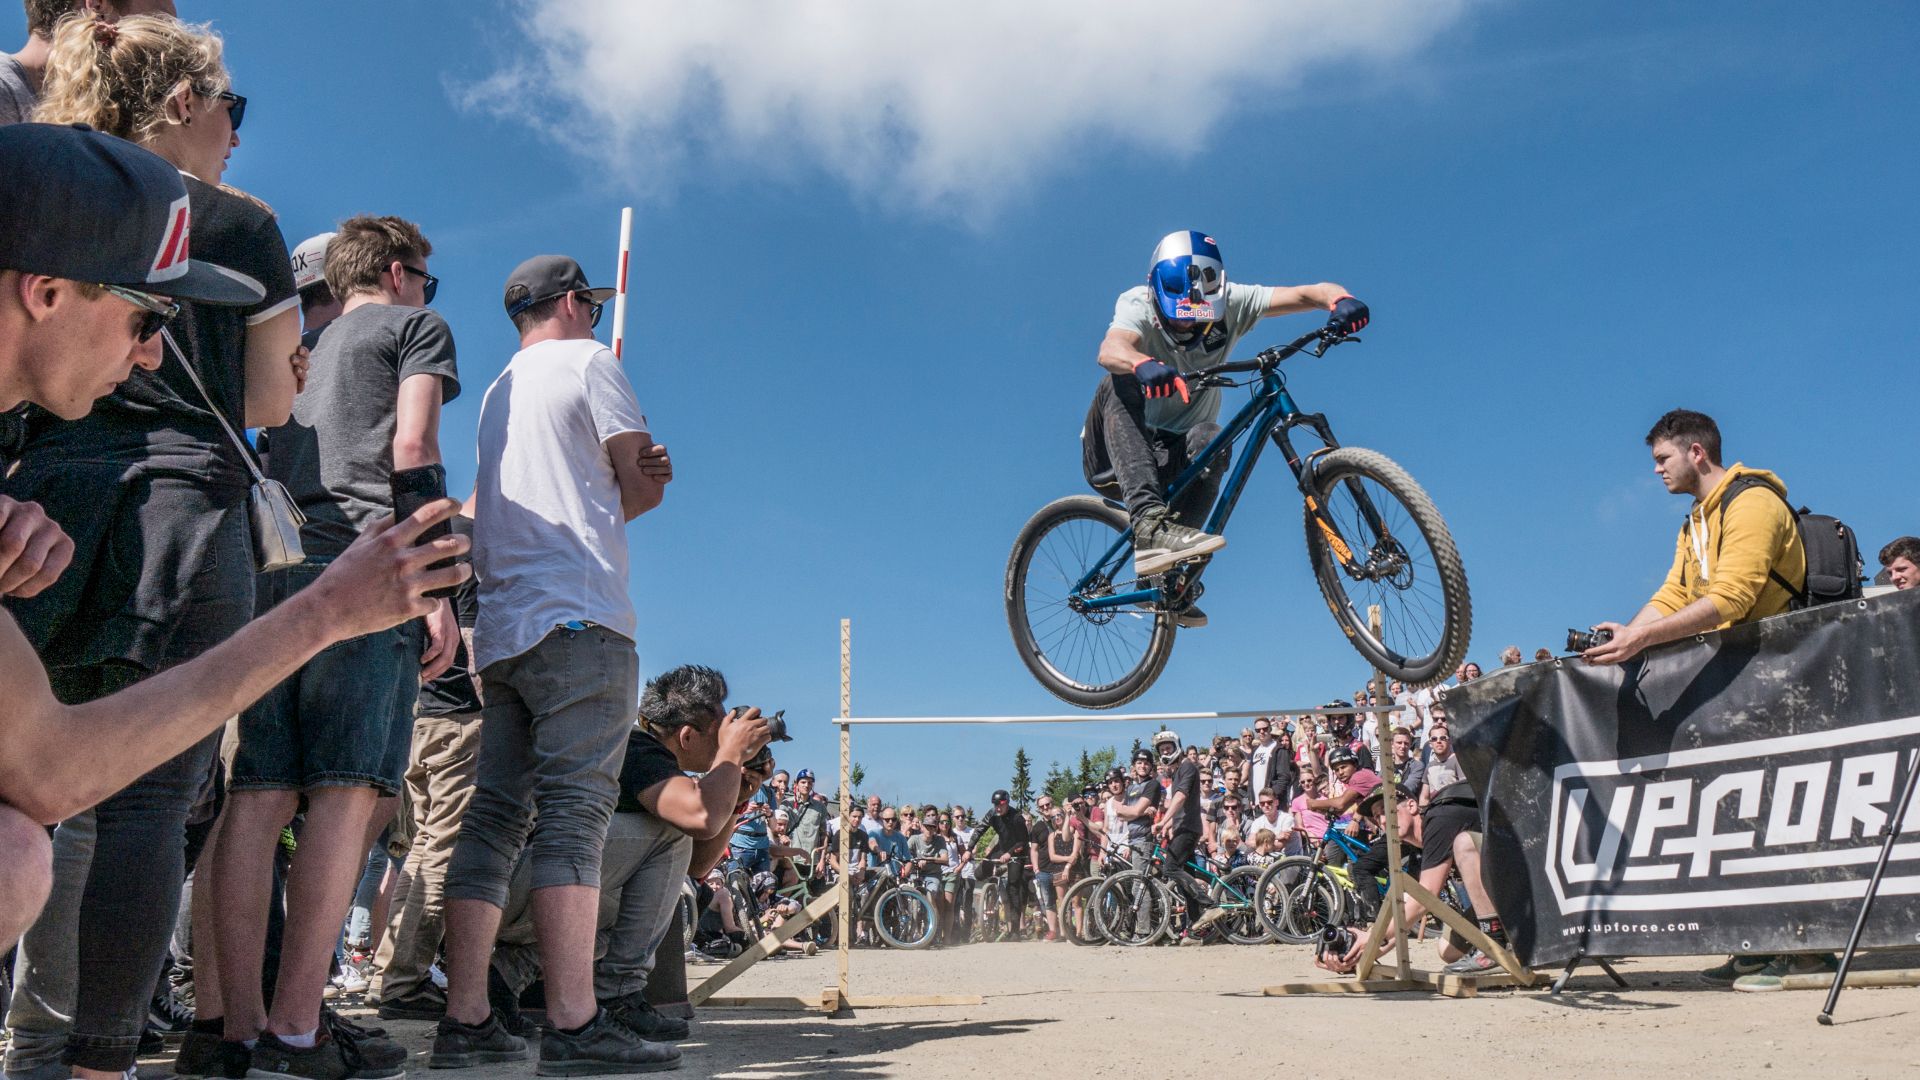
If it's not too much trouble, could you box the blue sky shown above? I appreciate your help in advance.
[17,1,1914,806]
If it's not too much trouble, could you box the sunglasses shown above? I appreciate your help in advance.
[196,85,246,131]
[399,264,439,304]
[100,283,180,342]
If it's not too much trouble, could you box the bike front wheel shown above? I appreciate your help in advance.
[1091,870,1173,946]
[1007,496,1176,709]
[872,887,938,949]
[1302,447,1470,685]
[1213,865,1284,945]
[1256,856,1345,944]
[1058,875,1108,946]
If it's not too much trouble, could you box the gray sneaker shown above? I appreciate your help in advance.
[429,1012,530,1069]
[597,995,689,1043]
[537,1010,681,1076]
[1133,511,1225,577]
[246,1029,401,1080]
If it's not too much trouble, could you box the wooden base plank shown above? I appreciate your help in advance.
[700,995,828,1011]
[1779,967,1920,991]
[844,994,984,1008]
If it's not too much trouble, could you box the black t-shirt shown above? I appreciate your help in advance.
[1169,759,1204,837]
[415,524,480,717]
[615,728,686,815]
[0,180,294,669]
[266,304,460,557]
[983,808,1031,858]
[1037,826,1069,873]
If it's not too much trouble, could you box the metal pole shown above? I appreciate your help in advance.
[1819,748,1920,1024]
[836,619,851,1007]
[610,207,632,360]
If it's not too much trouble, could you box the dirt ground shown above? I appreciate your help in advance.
[231,942,1920,1080]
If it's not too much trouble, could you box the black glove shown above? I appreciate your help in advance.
[1326,296,1369,336]
[1131,358,1190,403]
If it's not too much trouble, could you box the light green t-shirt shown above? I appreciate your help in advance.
[1109,282,1273,433]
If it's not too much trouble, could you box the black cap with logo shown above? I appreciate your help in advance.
[502,254,614,319]
[0,123,263,307]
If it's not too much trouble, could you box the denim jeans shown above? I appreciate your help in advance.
[232,563,426,795]
[4,812,93,1080]
[490,811,691,1001]
[446,625,638,908]
[1081,373,1223,529]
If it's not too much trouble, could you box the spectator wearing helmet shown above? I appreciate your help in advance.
[784,769,829,873]
[1880,536,1920,590]
[1082,232,1368,629]
[978,789,1033,938]
[1307,747,1382,863]
[1149,729,1218,939]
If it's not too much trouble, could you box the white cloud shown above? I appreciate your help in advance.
[465,0,1477,217]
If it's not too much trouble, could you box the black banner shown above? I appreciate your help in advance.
[1443,589,1920,967]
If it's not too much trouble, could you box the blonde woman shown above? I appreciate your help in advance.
[7,14,308,1080]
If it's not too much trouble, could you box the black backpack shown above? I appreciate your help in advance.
[1717,475,1864,609]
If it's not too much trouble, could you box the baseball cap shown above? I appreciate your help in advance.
[289,232,335,293]
[0,124,263,307]
[502,254,614,318]
[773,807,790,822]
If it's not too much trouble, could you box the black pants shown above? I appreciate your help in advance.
[1081,375,1222,530]
[999,859,1031,933]
[1161,830,1209,915]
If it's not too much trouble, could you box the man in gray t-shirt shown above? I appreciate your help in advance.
[0,54,35,125]
[1081,231,1369,618]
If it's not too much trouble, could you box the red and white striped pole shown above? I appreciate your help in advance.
[611,206,633,360]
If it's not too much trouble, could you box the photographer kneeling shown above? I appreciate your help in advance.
[1582,409,1832,991]
[479,666,775,1050]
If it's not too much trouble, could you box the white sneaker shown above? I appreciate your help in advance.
[331,966,369,994]
[427,961,448,990]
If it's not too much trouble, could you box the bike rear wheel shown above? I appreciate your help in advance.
[872,887,938,949]
[724,869,766,943]
[1091,870,1173,947]
[974,881,1004,943]
[1302,447,1470,686]
[1256,856,1345,944]
[1213,865,1282,945]
[1007,496,1176,709]
[1058,875,1107,946]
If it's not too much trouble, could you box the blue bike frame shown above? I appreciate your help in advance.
[1073,363,1344,611]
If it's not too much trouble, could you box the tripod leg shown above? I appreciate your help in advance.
[1820,749,1920,1024]
[1551,958,1578,995]
[1597,959,1627,988]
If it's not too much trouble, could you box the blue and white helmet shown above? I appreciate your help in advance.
[1148,230,1226,335]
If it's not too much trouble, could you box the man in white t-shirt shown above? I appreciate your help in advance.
[439,255,675,1072]
[1248,716,1280,797]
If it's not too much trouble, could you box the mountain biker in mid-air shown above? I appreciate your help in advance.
[1082,231,1369,627]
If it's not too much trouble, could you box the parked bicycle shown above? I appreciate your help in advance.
[1091,840,1287,946]
[1007,327,1471,708]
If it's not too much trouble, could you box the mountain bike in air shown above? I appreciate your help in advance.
[1006,327,1470,709]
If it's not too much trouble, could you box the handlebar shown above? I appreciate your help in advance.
[1182,327,1358,391]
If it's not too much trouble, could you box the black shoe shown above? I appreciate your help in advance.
[429,1012,531,1070]
[139,1023,166,1055]
[247,1029,401,1080]
[321,1008,407,1074]
[174,1028,225,1077]
[537,1009,680,1076]
[597,994,689,1043]
[377,984,449,1022]
[1172,603,1208,629]
[150,985,196,1035]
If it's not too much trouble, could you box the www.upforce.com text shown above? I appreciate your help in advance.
[1561,921,1701,937]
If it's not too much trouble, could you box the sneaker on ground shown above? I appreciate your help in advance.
[172,1028,226,1078]
[430,1011,531,1070]
[378,984,449,1022]
[1132,512,1225,578]
[427,964,449,991]
[150,986,196,1034]
[1731,952,1839,993]
[330,968,369,996]
[598,995,689,1043]
[1699,953,1773,985]
[538,1009,680,1076]
[1442,949,1501,976]
[138,1024,166,1055]
[246,1029,400,1080]
[321,1009,407,1073]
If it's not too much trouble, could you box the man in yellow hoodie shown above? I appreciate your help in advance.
[1585,408,1830,991]
[1584,408,1806,666]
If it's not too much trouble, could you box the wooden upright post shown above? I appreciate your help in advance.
[1355,605,1409,981]
[836,618,852,1009]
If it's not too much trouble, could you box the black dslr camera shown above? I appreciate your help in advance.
[734,707,791,773]
[1318,923,1355,959]
[1566,626,1615,653]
